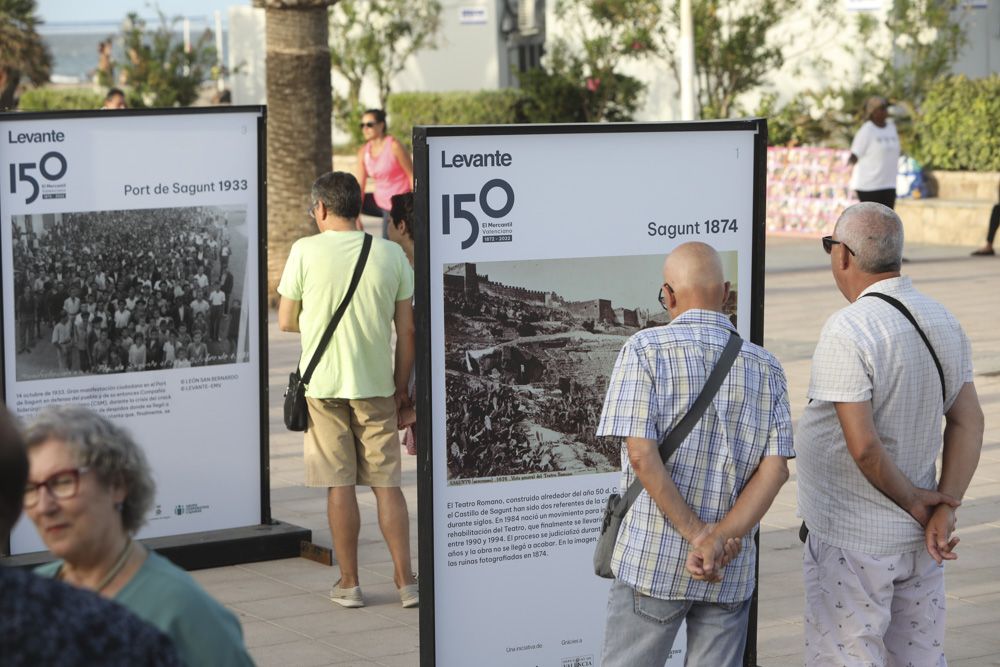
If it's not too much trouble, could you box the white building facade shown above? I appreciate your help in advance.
[228,1,999,130]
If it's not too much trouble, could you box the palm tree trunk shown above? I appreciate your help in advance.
[261,0,336,305]
[0,68,20,111]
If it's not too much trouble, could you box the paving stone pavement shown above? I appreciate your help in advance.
[193,231,1000,666]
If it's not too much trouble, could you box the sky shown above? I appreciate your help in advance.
[36,0,250,26]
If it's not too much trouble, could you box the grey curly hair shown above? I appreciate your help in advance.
[24,405,155,535]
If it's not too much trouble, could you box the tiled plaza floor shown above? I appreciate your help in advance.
[193,232,1000,666]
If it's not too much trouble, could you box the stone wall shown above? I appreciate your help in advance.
[926,171,999,201]
[478,276,546,304]
[564,299,600,321]
[896,200,992,246]
[898,171,998,247]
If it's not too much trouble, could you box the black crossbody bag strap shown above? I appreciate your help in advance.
[619,330,743,510]
[299,233,373,386]
[861,292,946,404]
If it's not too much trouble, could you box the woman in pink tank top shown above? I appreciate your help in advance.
[355,109,413,238]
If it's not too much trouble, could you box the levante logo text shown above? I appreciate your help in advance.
[440,149,512,168]
[8,129,65,144]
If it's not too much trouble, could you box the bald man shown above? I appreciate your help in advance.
[597,242,793,666]
[797,202,983,666]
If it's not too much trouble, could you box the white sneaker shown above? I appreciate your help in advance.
[330,584,364,608]
[399,583,419,608]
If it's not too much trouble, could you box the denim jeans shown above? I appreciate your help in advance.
[602,579,750,667]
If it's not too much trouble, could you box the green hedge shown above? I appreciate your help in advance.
[387,90,523,150]
[18,88,106,111]
[915,75,1000,171]
[18,87,147,112]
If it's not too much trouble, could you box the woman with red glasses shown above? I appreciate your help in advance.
[23,405,253,667]
[355,108,413,239]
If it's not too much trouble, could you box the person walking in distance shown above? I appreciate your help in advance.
[848,96,900,210]
[970,180,1000,256]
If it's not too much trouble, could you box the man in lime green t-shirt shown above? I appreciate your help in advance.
[278,171,418,609]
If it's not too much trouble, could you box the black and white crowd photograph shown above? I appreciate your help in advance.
[9,204,251,381]
[443,253,739,485]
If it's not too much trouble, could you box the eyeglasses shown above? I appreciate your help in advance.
[657,283,675,311]
[359,121,378,129]
[306,201,318,219]
[24,467,91,508]
[822,235,855,256]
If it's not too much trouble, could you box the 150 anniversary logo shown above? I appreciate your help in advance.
[6,129,68,205]
[439,149,514,250]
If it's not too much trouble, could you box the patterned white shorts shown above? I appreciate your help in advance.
[803,534,946,667]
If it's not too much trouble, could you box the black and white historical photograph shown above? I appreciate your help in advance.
[444,252,739,484]
[10,205,251,381]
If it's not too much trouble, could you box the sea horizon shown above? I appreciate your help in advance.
[40,19,228,85]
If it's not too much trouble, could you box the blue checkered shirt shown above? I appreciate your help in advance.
[597,310,794,603]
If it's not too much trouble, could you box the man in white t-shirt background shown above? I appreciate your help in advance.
[848,96,900,210]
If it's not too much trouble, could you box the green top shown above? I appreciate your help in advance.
[37,552,254,667]
[278,230,413,399]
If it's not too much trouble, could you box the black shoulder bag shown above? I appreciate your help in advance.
[283,233,373,432]
[798,291,945,543]
[594,330,742,579]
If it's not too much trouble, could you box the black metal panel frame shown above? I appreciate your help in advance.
[0,106,306,565]
[413,119,769,666]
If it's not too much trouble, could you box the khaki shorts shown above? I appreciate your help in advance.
[304,396,401,487]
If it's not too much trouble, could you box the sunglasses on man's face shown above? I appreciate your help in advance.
[359,121,379,129]
[821,235,856,256]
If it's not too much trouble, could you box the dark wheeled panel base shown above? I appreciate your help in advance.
[2,520,311,571]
